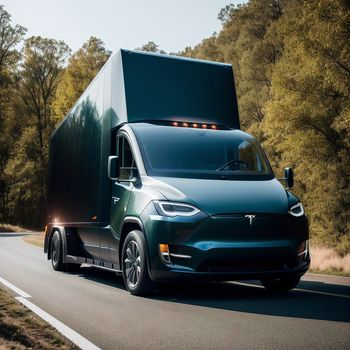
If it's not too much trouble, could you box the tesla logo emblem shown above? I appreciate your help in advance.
[112,197,120,205]
[245,214,256,226]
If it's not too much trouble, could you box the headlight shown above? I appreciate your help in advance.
[153,201,200,217]
[289,202,304,217]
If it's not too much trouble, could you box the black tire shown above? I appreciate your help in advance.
[50,230,81,272]
[260,274,300,292]
[122,230,154,296]
[50,230,65,271]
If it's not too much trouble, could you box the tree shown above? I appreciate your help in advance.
[0,5,26,72]
[5,36,70,227]
[0,5,26,221]
[262,0,350,253]
[181,34,224,62]
[135,41,166,54]
[17,36,70,160]
[53,36,111,121]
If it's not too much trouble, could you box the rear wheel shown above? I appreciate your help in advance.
[122,230,154,296]
[50,230,81,272]
[260,274,300,292]
[50,231,65,271]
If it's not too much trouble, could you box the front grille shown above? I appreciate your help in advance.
[197,258,295,273]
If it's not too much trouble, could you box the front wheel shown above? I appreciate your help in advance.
[260,274,300,292]
[122,230,154,296]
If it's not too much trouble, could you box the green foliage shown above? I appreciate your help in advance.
[135,41,166,54]
[0,31,111,228]
[17,36,70,153]
[5,127,45,227]
[262,0,350,254]
[53,36,111,121]
[0,5,26,222]
[0,5,26,72]
[4,36,70,227]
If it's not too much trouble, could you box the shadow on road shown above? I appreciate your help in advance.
[151,280,350,323]
[72,266,350,323]
[75,266,127,290]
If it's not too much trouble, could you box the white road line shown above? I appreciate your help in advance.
[231,281,350,299]
[232,281,264,289]
[16,297,101,350]
[0,276,101,350]
[293,288,350,299]
[0,276,32,298]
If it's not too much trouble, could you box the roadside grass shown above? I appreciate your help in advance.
[310,246,350,277]
[0,287,77,349]
[22,233,45,248]
[308,268,350,277]
[0,223,31,233]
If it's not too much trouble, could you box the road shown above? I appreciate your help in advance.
[0,233,349,350]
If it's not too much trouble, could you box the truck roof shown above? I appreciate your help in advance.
[54,49,240,136]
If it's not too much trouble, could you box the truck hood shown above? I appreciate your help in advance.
[147,177,288,215]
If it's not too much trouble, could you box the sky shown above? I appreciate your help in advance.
[2,0,244,54]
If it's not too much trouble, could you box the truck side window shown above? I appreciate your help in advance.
[117,136,137,181]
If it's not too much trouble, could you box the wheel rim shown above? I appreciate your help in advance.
[51,234,60,265]
[124,240,141,288]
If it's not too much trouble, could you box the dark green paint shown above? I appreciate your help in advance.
[121,50,239,128]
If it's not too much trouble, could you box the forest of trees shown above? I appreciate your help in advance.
[0,0,349,253]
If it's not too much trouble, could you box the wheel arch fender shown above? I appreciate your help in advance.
[119,217,151,275]
[47,226,67,263]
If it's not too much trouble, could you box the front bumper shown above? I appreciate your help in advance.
[141,203,310,282]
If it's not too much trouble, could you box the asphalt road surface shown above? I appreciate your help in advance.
[0,233,349,350]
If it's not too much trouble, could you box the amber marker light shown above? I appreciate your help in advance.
[211,125,217,130]
[202,124,208,129]
[159,244,171,264]
[159,244,169,253]
[192,123,198,128]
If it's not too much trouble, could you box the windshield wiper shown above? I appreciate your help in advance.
[216,159,248,171]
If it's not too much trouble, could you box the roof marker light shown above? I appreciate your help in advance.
[169,121,221,129]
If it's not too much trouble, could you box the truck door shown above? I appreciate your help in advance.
[108,134,137,265]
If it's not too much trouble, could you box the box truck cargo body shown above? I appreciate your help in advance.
[45,49,309,295]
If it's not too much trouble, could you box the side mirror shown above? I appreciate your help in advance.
[108,156,120,181]
[284,167,294,189]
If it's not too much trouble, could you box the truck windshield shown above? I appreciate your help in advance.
[132,123,274,180]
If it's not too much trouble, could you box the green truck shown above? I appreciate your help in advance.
[44,49,310,295]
